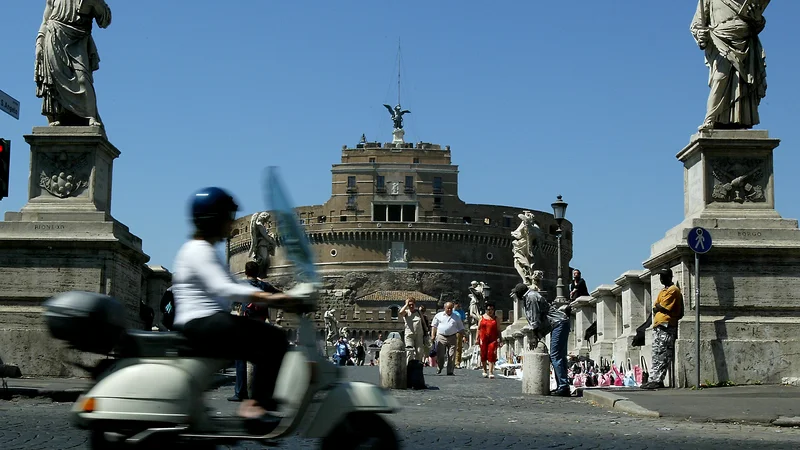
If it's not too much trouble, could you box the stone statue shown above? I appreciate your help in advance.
[690,0,769,131]
[386,249,392,262]
[248,212,277,278]
[383,104,411,129]
[339,326,350,340]
[324,308,339,343]
[36,0,112,127]
[402,249,409,262]
[468,281,489,326]
[510,211,543,285]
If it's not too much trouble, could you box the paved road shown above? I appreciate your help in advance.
[1,366,799,449]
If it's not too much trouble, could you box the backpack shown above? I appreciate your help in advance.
[160,288,175,330]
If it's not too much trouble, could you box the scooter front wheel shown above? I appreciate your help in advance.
[320,412,399,450]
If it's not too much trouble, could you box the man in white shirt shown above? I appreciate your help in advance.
[431,302,467,375]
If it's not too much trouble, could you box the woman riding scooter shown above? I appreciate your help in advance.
[172,186,294,425]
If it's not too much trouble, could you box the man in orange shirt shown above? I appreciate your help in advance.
[642,268,684,390]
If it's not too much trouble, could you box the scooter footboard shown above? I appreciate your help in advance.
[304,382,400,438]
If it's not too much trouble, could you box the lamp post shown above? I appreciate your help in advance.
[551,195,568,306]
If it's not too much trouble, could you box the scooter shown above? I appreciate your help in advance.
[43,286,400,449]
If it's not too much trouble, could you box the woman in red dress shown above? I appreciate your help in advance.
[477,302,501,379]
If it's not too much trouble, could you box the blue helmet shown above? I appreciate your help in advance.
[190,187,239,236]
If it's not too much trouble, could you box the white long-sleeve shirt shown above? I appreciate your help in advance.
[172,240,258,327]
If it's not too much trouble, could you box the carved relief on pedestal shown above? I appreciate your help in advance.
[709,158,766,204]
[38,152,90,198]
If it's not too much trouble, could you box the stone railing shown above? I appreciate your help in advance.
[567,270,654,374]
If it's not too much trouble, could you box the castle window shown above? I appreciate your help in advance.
[503,216,512,228]
[402,205,416,222]
[463,216,472,224]
[372,204,417,222]
[340,215,347,222]
[389,306,400,319]
[347,176,356,188]
[433,177,442,194]
[413,157,419,164]
[404,176,414,193]
[369,157,376,163]
[376,175,385,190]
[318,215,327,223]
[373,204,387,221]
[439,216,448,223]
[388,205,402,221]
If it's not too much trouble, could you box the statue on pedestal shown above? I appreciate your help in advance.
[510,211,543,285]
[324,308,339,344]
[690,0,769,131]
[248,212,277,278]
[36,0,112,127]
[468,281,488,327]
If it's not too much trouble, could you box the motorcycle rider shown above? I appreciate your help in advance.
[171,187,293,424]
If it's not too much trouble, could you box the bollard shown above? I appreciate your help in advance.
[379,338,407,389]
[522,340,550,395]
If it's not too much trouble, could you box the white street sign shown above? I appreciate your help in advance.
[0,89,20,120]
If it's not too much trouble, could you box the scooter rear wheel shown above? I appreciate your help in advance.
[320,412,399,450]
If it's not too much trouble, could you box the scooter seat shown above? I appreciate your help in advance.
[119,330,194,357]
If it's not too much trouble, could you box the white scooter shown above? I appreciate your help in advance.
[43,287,400,449]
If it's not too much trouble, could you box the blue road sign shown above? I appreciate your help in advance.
[688,227,712,254]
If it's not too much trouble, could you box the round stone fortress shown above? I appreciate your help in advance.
[227,137,573,341]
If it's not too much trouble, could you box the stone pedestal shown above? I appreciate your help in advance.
[379,338,407,389]
[392,128,405,145]
[522,331,550,396]
[645,129,800,386]
[0,127,150,377]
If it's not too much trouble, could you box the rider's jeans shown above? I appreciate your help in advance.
[183,312,288,410]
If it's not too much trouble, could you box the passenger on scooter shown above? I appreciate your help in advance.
[172,187,294,422]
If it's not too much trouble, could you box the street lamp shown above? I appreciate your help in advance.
[551,195,568,306]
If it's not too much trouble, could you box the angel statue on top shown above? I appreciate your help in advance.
[248,212,277,279]
[510,211,544,285]
[468,281,489,327]
[324,308,339,344]
[383,104,411,130]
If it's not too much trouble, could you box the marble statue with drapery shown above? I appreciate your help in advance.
[36,0,112,127]
[690,0,769,131]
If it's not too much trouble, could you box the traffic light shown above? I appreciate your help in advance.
[0,138,9,200]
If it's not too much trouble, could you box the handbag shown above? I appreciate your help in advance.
[623,358,637,387]
[611,362,624,386]
[640,355,649,384]
[429,342,437,358]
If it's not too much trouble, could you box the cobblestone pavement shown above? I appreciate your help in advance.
[1,366,799,449]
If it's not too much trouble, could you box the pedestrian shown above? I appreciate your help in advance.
[335,337,350,366]
[374,333,384,363]
[569,269,590,301]
[641,268,684,390]
[228,302,249,402]
[431,302,468,375]
[243,261,281,324]
[513,275,571,397]
[478,302,501,379]
[228,261,282,402]
[355,338,366,366]
[453,301,468,368]
[399,297,426,364]
[418,305,432,363]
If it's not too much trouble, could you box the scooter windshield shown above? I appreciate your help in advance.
[264,166,319,285]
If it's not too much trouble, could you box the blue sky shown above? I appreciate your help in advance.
[2,1,799,291]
